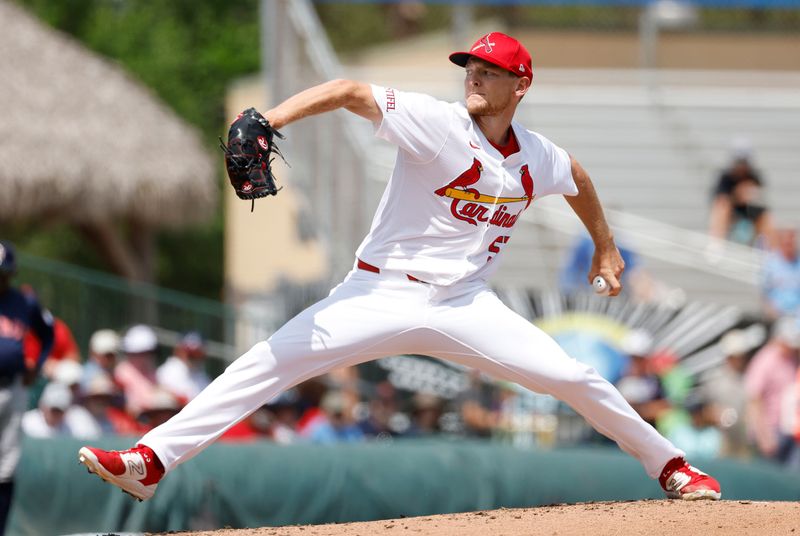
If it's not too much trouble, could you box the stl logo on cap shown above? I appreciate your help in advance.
[472,34,496,54]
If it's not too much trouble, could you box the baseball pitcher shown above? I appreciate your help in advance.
[80,32,720,503]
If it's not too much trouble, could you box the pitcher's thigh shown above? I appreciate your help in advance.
[239,276,425,375]
[431,292,591,393]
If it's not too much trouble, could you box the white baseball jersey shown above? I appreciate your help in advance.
[355,85,577,286]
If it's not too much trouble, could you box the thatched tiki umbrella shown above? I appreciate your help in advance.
[0,1,216,282]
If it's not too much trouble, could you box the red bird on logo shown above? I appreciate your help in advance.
[435,158,483,198]
[519,164,535,209]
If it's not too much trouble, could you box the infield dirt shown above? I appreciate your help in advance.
[169,499,799,536]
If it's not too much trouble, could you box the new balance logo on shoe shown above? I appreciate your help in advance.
[126,459,145,476]
[659,457,721,500]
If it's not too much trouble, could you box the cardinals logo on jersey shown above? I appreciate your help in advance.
[435,159,535,226]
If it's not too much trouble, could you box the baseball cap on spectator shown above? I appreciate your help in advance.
[90,329,120,355]
[449,32,532,80]
[83,374,116,398]
[719,329,749,356]
[730,136,753,161]
[139,389,180,416]
[683,390,708,415]
[621,329,654,357]
[0,241,16,274]
[40,382,72,411]
[774,316,800,348]
[122,324,158,354]
[53,360,83,387]
[179,331,205,351]
[321,391,346,417]
[267,389,298,409]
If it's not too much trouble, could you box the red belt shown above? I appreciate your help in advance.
[357,258,422,282]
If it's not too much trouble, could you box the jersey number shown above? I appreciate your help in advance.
[487,235,510,261]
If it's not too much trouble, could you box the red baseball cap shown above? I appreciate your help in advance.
[449,32,532,80]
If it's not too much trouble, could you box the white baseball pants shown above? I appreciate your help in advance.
[141,269,682,478]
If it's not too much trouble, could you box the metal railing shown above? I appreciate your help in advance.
[526,201,765,285]
[16,252,252,364]
[262,0,376,281]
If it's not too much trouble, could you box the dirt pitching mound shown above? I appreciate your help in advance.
[176,500,799,536]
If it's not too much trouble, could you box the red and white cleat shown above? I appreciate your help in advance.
[78,445,164,501]
[659,457,721,500]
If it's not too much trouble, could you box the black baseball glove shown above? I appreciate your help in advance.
[219,107,286,211]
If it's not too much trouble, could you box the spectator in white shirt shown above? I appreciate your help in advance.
[81,329,120,390]
[156,332,210,405]
[22,382,74,438]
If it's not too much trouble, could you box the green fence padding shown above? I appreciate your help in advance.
[8,437,800,535]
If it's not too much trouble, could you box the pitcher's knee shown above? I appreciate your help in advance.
[541,359,604,396]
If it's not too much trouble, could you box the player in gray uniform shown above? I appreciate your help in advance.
[0,241,54,535]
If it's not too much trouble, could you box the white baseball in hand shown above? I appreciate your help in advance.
[592,276,610,296]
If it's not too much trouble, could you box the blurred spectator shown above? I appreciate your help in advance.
[744,316,800,459]
[156,331,210,404]
[560,234,641,295]
[53,360,83,401]
[559,232,669,302]
[78,374,137,436]
[294,379,329,436]
[305,390,363,444]
[709,140,773,247]
[21,382,73,438]
[220,405,275,442]
[114,325,160,416]
[714,138,762,193]
[665,392,722,460]
[136,389,181,432]
[325,367,362,430]
[615,330,670,427]
[762,228,800,321]
[357,381,408,438]
[268,396,300,444]
[49,360,106,439]
[458,370,500,438]
[221,393,299,444]
[0,240,53,536]
[699,329,751,459]
[778,369,800,470]
[23,316,80,380]
[81,329,120,390]
[407,392,443,437]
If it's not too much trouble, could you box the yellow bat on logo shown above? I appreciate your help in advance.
[440,188,533,205]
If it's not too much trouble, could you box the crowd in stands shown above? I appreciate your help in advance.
[19,321,461,445]
[17,309,800,473]
[20,325,208,440]
[612,316,800,471]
